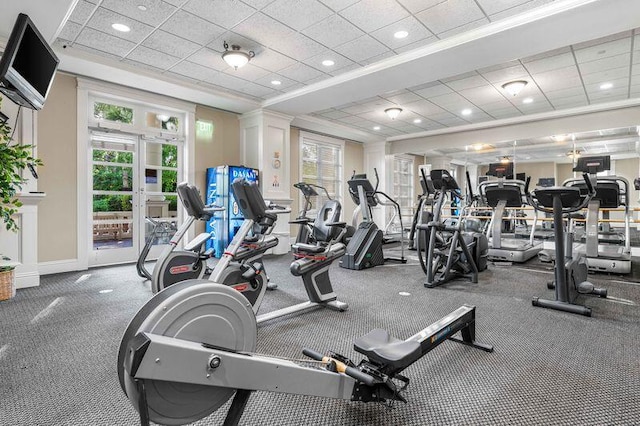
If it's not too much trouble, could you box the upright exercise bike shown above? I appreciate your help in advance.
[526,173,607,316]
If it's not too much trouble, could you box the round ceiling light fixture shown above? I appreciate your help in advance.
[222,41,255,70]
[384,107,403,120]
[501,80,528,96]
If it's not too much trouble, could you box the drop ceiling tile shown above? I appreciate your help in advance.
[222,63,271,81]
[397,0,445,14]
[581,67,629,85]
[531,66,582,92]
[416,0,485,35]
[254,73,299,90]
[320,110,352,120]
[487,0,554,21]
[262,0,333,31]
[573,31,632,51]
[301,51,355,72]
[339,102,379,115]
[489,108,522,119]
[588,91,629,102]
[632,74,640,86]
[329,63,362,76]
[437,17,489,39]
[480,64,530,84]
[278,62,326,82]
[241,0,277,10]
[359,50,396,66]
[403,99,447,116]
[69,1,97,24]
[395,124,427,133]
[336,115,367,124]
[578,54,630,75]
[519,100,554,114]
[339,0,410,33]
[458,85,506,105]
[382,91,423,104]
[86,8,155,43]
[522,52,575,75]
[169,60,217,81]
[202,72,252,90]
[101,0,177,27]
[370,16,434,50]
[481,101,519,114]
[393,37,438,54]
[165,72,199,85]
[122,59,165,73]
[319,0,359,12]
[466,111,494,123]
[550,94,588,108]
[162,0,185,6]
[239,82,278,98]
[412,82,452,98]
[64,41,122,62]
[476,0,543,16]
[586,86,628,99]
[127,46,181,70]
[443,75,487,91]
[161,10,226,45]
[437,116,469,126]
[544,86,586,100]
[58,22,83,42]
[429,92,474,110]
[142,31,201,58]
[334,35,390,63]
[249,48,297,72]
[183,0,256,29]
[75,27,137,57]
[477,60,521,74]
[302,14,364,49]
[584,78,629,94]
[187,48,230,71]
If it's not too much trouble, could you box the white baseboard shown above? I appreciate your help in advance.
[15,271,40,289]
[39,259,86,276]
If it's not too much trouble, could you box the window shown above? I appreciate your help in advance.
[393,156,415,228]
[93,101,133,124]
[300,133,343,212]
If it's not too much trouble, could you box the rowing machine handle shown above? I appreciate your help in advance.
[302,348,376,386]
[582,172,595,195]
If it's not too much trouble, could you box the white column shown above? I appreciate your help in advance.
[239,109,294,254]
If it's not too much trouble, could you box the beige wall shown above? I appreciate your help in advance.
[556,163,574,185]
[193,105,240,233]
[37,73,78,262]
[614,157,639,208]
[515,161,556,187]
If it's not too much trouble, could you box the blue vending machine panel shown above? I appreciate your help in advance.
[206,165,259,257]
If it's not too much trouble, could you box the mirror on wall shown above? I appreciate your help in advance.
[407,126,640,248]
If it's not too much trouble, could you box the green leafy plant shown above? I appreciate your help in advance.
[0,255,15,272]
[0,96,43,232]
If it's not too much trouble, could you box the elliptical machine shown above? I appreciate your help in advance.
[526,173,607,316]
[408,173,435,250]
[417,169,488,288]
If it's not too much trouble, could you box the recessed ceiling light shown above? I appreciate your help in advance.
[373,126,381,130]
[413,118,422,124]
[394,30,409,39]
[600,82,613,90]
[137,5,147,11]
[111,23,131,32]
[322,59,335,67]
[271,80,282,85]
[522,97,534,104]
[461,108,472,116]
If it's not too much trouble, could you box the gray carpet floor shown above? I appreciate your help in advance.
[1,251,639,426]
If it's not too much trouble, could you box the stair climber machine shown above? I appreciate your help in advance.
[478,178,542,263]
[150,183,225,293]
[417,169,489,288]
[526,173,607,316]
[564,155,632,274]
[341,169,407,270]
[118,288,493,426]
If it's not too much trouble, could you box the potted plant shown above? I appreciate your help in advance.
[1,95,42,232]
[0,95,42,300]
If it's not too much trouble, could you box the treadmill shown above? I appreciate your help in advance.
[479,178,542,263]
[564,155,631,274]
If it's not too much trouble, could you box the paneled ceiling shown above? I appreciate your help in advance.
[2,0,640,164]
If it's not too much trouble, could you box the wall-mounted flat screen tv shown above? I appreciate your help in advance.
[0,13,59,110]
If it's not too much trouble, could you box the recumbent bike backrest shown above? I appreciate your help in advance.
[231,179,277,231]
[312,199,342,243]
[177,182,214,221]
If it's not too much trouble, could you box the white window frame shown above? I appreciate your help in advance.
[393,155,415,227]
[298,131,344,215]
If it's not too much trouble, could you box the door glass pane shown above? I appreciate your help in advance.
[93,165,134,191]
[161,170,178,193]
[92,194,133,250]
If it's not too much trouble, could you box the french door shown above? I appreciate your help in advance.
[89,132,183,267]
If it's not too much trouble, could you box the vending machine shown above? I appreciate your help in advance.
[205,165,259,257]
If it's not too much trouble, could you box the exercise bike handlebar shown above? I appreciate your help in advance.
[302,348,376,386]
